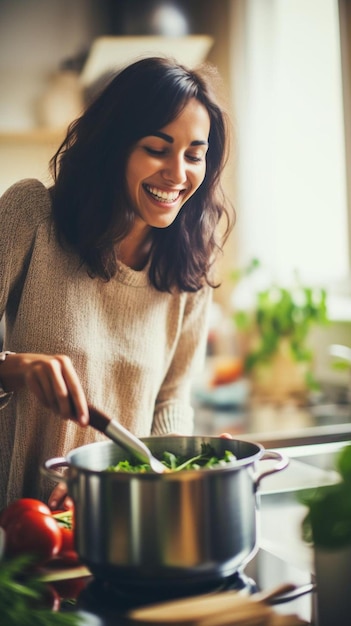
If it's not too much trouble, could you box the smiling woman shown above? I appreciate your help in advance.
[50,56,233,291]
[0,56,235,511]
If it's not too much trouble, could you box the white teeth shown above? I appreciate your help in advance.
[145,185,180,202]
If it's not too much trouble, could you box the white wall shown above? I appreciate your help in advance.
[0,0,105,130]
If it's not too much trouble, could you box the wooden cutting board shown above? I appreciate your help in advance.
[38,562,91,582]
[127,585,310,626]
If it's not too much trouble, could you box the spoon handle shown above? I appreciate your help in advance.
[88,405,111,433]
[88,405,166,473]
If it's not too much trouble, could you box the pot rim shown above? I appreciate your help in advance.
[64,435,265,476]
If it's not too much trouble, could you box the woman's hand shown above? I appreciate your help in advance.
[0,352,89,425]
[48,482,73,511]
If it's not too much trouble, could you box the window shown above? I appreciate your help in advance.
[229,0,350,308]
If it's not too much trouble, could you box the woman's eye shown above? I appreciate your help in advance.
[186,154,204,163]
[144,147,165,156]
[143,146,205,162]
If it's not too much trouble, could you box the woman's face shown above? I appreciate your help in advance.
[125,98,210,230]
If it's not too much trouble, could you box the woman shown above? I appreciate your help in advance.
[0,56,234,511]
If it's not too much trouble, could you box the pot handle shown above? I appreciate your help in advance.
[41,457,69,483]
[254,450,289,490]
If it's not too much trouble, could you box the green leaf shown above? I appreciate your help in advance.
[337,445,351,482]
[0,556,82,625]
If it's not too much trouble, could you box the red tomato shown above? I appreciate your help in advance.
[52,509,76,554]
[50,550,80,566]
[0,498,51,529]
[5,509,62,564]
[59,526,75,552]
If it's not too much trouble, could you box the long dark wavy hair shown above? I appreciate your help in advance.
[50,56,235,292]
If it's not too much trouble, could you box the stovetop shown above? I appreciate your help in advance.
[72,567,257,625]
[61,546,314,625]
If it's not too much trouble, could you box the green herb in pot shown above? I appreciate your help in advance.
[107,443,237,473]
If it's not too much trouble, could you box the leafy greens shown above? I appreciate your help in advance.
[107,443,237,474]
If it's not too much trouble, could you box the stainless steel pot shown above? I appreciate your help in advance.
[43,436,288,587]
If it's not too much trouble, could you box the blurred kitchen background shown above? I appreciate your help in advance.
[1,0,351,442]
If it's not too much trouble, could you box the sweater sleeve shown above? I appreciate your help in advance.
[151,285,212,435]
[0,178,51,317]
[0,179,51,404]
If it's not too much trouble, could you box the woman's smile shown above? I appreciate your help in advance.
[143,184,183,204]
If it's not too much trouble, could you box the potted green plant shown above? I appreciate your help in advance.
[231,259,329,403]
[299,445,351,625]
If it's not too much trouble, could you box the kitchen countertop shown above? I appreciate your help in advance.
[193,394,351,625]
[248,494,315,623]
[193,398,351,448]
[250,439,351,624]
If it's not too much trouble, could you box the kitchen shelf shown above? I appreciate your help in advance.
[0,128,64,145]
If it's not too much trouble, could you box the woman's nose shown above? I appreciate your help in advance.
[162,156,187,184]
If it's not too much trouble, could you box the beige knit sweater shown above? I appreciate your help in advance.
[0,179,211,508]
